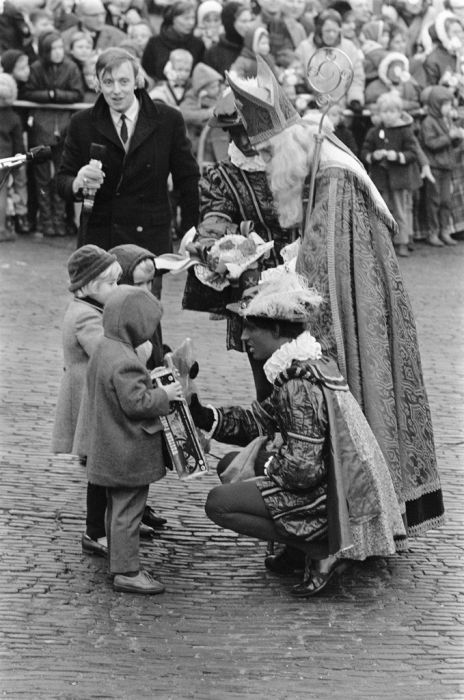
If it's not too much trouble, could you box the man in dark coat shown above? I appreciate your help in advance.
[57,47,200,272]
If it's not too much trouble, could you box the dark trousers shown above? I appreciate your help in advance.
[424,169,452,235]
[86,482,107,540]
[205,481,329,559]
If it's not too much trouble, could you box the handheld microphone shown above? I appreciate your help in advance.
[82,143,107,214]
[0,145,52,170]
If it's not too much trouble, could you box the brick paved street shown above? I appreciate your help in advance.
[0,235,463,700]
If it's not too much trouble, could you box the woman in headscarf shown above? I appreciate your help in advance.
[203,1,255,76]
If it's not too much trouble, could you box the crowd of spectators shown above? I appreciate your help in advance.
[1,0,464,251]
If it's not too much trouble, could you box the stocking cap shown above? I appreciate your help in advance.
[226,55,301,145]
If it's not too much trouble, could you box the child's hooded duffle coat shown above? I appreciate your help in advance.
[86,285,170,488]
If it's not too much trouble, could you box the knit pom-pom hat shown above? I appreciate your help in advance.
[67,245,117,292]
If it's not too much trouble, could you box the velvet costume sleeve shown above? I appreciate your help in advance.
[168,107,200,234]
[264,378,328,492]
[112,361,171,420]
[212,396,279,446]
[199,165,240,222]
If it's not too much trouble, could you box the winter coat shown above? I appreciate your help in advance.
[0,2,30,53]
[229,26,280,79]
[149,81,189,108]
[86,286,171,488]
[0,107,24,158]
[57,89,200,254]
[142,25,205,82]
[420,85,460,170]
[204,34,243,76]
[365,79,421,113]
[258,8,306,68]
[423,44,458,86]
[361,117,418,191]
[295,36,365,106]
[51,297,103,453]
[180,63,222,140]
[22,32,84,147]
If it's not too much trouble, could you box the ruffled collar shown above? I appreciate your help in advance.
[228,142,267,171]
[263,330,322,383]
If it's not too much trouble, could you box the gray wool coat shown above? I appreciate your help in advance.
[51,297,103,454]
[85,285,170,488]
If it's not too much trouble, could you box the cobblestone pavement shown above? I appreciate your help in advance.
[0,235,463,700]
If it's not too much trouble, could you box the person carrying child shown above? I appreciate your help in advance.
[361,91,419,257]
[84,285,183,594]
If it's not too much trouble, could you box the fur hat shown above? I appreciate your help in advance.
[68,245,117,292]
[197,0,222,25]
[0,49,26,74]
[378,52,409,85]
[227,266,324,321]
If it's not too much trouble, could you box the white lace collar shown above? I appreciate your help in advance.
[263,330,322,384]
[228,142,267,172]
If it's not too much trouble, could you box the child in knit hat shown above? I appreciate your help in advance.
[52,245,122,557]
[149,48,193,107]
[229,26,279,80]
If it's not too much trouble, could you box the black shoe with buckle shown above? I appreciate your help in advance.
[81,533,107,557]
[142,505,167,528]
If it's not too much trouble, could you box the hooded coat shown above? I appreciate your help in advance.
[203,1,246,76]
[85,286,171,488]
[420,85,460,170]
[229,26,279,79]
[22,31,84,146]
[364,52,422,112]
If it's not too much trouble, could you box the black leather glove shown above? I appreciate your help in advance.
[348,99,363,114]
[189,393,214,431]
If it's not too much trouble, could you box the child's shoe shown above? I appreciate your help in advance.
[428,233,444,247]
[113,570,165,595]
[440,231,457,246]
[396,244,409,257]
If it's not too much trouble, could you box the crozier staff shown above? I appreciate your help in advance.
[57,47,200,296]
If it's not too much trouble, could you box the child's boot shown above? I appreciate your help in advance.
[440,231,457,246]
[428,232,444,247]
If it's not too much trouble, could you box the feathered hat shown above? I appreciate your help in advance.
[226,55,301,145]
[227,266,324,322]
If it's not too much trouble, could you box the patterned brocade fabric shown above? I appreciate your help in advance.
[296,166,445,537]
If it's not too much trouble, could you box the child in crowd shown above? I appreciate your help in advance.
[180,61,223,157]
[195,0,223,50]
[25,9,56,64]
[85,285,183,594]
[149,48,193,107]
[82,55,99,102]
[0,50,31,234]
[0,74,25,242]
[361,91,418,257]
[52,245,122,557]
[230,26,279,79]
[22,30,84,237]
[68,31,94,83]
[109,243,171,528]
[127,21,153,59]
[360,19,390,85]
[420,85,464,246]
[365,51,421,113]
